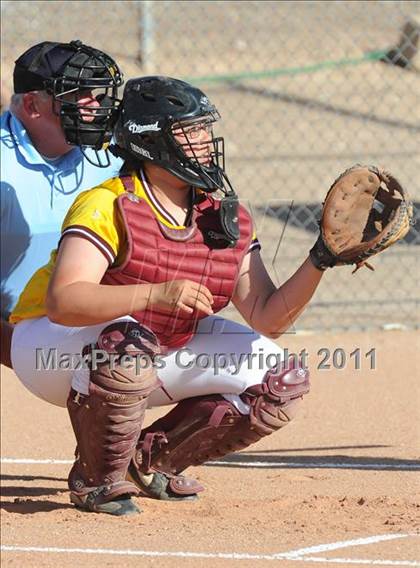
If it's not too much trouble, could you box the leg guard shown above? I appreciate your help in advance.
[131,357,310,478]
[67,321,162,515]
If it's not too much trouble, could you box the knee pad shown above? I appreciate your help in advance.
[242,355,310,436]
[89,321,162,395]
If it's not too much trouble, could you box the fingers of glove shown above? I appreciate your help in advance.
[371,170,408,210]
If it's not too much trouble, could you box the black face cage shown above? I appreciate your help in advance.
[169,113,235,196]
[169,113,239,247]
[47,44,123,167]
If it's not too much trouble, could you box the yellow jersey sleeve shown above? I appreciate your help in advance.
[60,180,124,266]
[9,251,57,323]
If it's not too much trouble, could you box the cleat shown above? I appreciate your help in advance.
[127,464,200,501]
[70,492,141,516]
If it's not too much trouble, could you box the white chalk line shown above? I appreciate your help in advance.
[277,533,415,558]
[1,542,419,566]
[290,557,419,566]
[2,457,419,470]
[0,546,277,561]
[1,535,418,565]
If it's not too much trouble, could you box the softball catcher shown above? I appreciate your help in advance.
[10,77,412,515]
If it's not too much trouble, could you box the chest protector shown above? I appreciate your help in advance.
[101,177,253,349]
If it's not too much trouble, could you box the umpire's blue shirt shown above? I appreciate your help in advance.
[0,111,122,319]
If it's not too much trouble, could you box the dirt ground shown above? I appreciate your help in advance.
[1,329,419,567]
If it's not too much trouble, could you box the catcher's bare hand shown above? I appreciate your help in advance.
[151,279,214,315]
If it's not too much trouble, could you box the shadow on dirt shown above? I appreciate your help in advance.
[205,454,420,471]
[245,444,392,453]
[0,473,68,509]
[1,474,67,482]
[0,499,74,514]
[0,485,67,498]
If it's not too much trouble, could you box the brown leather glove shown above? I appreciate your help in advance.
[310,165,413,272]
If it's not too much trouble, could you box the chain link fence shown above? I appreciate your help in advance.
[2,0,419,332]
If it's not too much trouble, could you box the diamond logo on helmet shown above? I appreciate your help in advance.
[127,120,161,134]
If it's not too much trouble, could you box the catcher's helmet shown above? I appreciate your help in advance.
[111,76,229,193]
[14,40,123,164]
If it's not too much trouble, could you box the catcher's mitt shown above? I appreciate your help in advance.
[310,165,413,272]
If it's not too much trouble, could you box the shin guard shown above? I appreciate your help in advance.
[67,322,161,514]
[132,357,310,477]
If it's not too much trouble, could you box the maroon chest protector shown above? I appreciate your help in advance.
[101,176,253,349]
